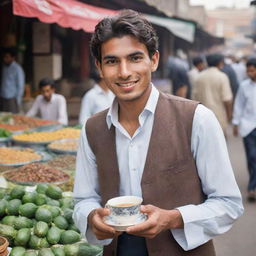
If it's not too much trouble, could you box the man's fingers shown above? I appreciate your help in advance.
[97,208,111,217]
[126,218,154,234]
[93,215,115,234]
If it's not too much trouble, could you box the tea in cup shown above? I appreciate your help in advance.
[105,196,144,226]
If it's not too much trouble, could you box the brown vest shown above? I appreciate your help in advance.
[86,92,216,256]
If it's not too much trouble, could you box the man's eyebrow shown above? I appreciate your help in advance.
[102,51,145,61]
[103,55,117,60]
[128,51,144,57]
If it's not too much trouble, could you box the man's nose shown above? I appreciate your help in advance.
[118,61,131,79]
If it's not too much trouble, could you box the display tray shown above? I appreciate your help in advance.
[0,137,10,142]
[47,139,78,155]
[11,137,54,146]
[0,147,52,167]
[32,123,63,132]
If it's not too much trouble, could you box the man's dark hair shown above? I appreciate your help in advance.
[192,56,204,66]
[246,58,256,68]
[90,9,159,62]
[39,78,55,89]
[3,47,17,57]
[90,70,101,83]
[206,54,224,67]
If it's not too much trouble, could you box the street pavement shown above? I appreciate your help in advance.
[214,127,256,256]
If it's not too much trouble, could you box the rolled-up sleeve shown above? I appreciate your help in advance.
[171,104,244,250]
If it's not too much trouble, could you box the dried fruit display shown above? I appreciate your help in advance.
[12,128,80,143]
[48,139,79,153]
[0,147,42,165]
[4,163,70,184]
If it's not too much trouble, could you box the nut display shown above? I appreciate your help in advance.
[47,155,76,170]
[0,114,58,132]
[13,115,58,128]
[0,123,29,132]
[12,128,80,143]
[48,140,79,152]
[0,147,41,165]
[4,163,70,183]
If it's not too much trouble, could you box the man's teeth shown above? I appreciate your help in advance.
[118,82,136,87]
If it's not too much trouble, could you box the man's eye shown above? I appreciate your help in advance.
[105,59,116,64]
[131,56,142,62]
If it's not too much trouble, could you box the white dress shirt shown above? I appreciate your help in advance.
[73,85,243,251]
[26,93,68,125]
[232,79,256,137]
[79,84,115,125]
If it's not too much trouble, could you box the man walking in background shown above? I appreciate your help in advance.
[188,56,205,90]
[193,54,233,135]
[233,58,256,202]
[0,48,25,113]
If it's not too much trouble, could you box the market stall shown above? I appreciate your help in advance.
[0,113,102,255]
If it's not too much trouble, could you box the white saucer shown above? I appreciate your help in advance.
[104,213,147,231]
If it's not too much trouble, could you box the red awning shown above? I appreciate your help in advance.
[13,0,118,33]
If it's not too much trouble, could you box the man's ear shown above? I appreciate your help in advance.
[151,51,160,72]
[95,60,103,78]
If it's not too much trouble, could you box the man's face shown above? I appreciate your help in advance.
[41,85,54,102]
[96,35,159,103]
[3,53,14,65]
[196,62,205,72]
[247,65,256,81]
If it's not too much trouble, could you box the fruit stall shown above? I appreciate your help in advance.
[0,113,102,256]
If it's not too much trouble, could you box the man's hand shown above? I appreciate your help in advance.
[88,208,121,240]
[233,125,239,137]
[126,205,183,239]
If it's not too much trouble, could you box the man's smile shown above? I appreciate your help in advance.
[116,80,139,88]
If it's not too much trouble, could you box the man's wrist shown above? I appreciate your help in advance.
[167,209,184,229]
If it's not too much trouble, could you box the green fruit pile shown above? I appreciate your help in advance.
[0,128,12,138]
[0,185,102,256]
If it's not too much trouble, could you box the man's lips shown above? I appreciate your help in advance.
[116,80,139,87]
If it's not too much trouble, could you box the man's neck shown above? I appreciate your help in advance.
[118,86,152,137]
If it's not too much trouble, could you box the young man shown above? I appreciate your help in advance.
[73,10,243,256]
[26,78,68,125]
[233,58,256,202]
[0,48,25,113]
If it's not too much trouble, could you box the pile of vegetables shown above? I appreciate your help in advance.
[0,128,12,138]
[0,185,102,256]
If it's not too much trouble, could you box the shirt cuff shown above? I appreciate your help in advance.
[73,201,112,246]
[231,119,239,126]
[171,205,210,251]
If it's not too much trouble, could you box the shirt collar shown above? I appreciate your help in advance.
[44,93,56,103]
[94,84,110,95]
[106,84,159,129]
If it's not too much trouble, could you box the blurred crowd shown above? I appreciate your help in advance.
[167,51,256,202]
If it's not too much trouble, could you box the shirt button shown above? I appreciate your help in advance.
[132,168,136,171]
[130,143,133,147]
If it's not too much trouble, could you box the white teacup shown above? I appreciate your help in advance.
[105,196,143,226]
